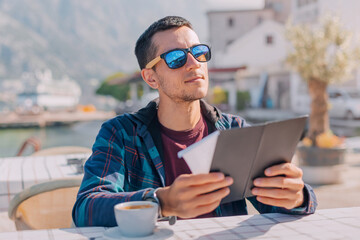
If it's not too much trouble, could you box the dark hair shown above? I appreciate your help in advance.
[135,16,193,69]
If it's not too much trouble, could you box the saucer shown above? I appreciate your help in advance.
[103,226,174,240]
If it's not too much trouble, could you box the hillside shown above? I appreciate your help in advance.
[0,0,208,81]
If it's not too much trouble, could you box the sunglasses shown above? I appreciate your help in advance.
[145,44,211,69]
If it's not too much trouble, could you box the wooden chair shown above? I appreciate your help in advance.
[31,146,92,156]
[8,178,82,230]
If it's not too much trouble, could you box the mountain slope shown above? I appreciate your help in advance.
[0,0,207,80]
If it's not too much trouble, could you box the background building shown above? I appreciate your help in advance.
[207,0,291,67]
[207,0,291,111]
[207,0,360,113]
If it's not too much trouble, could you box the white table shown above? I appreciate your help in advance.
[1,207,360,239]
[0,153,89,211]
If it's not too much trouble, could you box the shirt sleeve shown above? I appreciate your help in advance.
[247,183,318,215]
[72,119,153,227]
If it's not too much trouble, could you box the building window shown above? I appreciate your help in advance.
[273,3,283,12]
[228,17,234,27]
[297,0,318,8]
[226,39,234,46]
[297,0,304,8]
[266,35,274,45]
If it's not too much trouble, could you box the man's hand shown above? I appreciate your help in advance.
[251,163,305,209]
[156,172,233,218]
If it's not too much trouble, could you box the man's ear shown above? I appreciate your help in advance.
[141,68,159,89]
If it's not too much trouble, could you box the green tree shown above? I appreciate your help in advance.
[96,72,146,101]
[96,72,130,101]
[286,16,360,145]
[236,91,250,110]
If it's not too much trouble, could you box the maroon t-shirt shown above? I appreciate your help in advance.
[160,115,215,218]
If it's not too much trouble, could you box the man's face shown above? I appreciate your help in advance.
[150,26,209,103]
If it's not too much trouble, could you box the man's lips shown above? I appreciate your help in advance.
[185,75,205,83]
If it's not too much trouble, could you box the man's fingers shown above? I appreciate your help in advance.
[177,172,226,187]
[190,177,233,196]
[264,163,303,178]
[193,187,230,206]
[190,200,222,218]
[256,196,298,210]
[253,176,304,190]
[176,188,229,219]
[252,188,301,200]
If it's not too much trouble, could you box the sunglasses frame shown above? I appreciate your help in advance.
[145,44,211,69]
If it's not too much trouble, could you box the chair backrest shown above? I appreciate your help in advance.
[31,146,92,156]
[8,178,82,230]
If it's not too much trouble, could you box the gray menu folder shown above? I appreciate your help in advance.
[178,115,308,204]
[211,116,308,203]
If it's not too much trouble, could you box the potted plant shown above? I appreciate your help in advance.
[285,16,360,184]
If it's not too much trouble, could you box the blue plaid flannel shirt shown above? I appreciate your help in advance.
[72,99,317,227]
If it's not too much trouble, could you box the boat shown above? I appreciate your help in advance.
[15,69,81,114]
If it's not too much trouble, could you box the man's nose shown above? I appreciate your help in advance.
[185,52,201,70]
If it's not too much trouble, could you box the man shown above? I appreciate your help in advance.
[72,16,317,227]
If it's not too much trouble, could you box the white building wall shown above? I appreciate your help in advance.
[291,0,319,23]
[216,20,288,69]
[292,0,360,34]
[290,72,310,114]
[208,0,291,68]
[207,9,275,67]
[265,0,292,23]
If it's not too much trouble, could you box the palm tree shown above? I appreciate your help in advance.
[286,16,360,146]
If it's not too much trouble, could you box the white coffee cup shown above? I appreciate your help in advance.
[114,201,158,237]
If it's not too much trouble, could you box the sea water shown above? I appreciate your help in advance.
[0,120,103,157]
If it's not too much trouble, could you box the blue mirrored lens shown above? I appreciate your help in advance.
[192,45,210,61]
[165,50,186,69]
